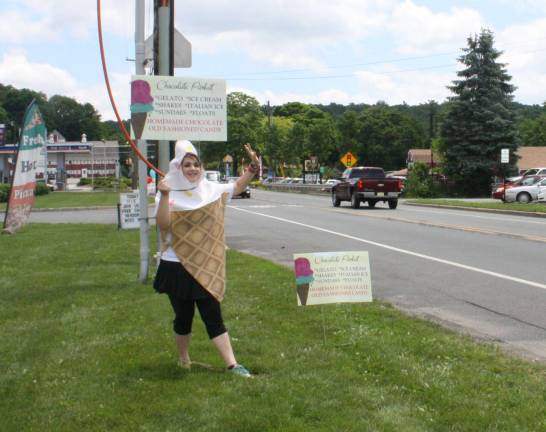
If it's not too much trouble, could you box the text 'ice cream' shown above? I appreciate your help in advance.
[131,80,154,139]
[294,257,314,306]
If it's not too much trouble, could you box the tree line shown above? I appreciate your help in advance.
[1,29,545,195]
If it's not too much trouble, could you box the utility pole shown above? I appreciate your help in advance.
[154,0,174,173]
[135,0,150,282]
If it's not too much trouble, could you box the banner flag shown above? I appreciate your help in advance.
[3,100,47,234]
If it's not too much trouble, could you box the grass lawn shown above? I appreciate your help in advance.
[407,198,546,214]
[0,192,155,210]
[1,224,545,431]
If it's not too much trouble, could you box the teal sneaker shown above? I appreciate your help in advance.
[228,364,252,378]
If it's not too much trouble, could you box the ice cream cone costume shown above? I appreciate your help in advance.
[156,140,234,301]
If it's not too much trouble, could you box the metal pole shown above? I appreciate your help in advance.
[156,0,171,174]
[136,0,150,282]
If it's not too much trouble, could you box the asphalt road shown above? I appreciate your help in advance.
[29,190,546,361]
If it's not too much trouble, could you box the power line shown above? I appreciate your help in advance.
[214,46,546,83]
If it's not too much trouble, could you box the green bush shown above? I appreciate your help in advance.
[404,162,441,198]
[0,184,10,203]
[78,177,91,186]
[92,176,132,191]
[0,181,52,202]
[34,182,50,196]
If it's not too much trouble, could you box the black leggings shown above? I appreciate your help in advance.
[167,293,227,339]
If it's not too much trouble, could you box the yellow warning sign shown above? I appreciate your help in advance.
[340,152,358,168]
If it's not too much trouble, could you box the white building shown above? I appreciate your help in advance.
[0,130,122,185]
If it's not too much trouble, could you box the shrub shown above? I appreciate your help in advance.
[34,181,50,196]
[92,176,132,191]
[78,178,91,186]
[404,162,441,198]
[0,184,10,203]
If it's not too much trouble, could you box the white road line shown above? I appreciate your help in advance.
[402,205,546,226]
[230,206,546,291]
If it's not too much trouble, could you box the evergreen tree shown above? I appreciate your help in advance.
[442,29,518,196]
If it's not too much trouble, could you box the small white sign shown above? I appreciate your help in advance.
[119,192,140,229]
[501,148,509,164]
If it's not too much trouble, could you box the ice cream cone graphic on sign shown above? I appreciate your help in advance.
[294,257,314,306]
[131,79,154,139]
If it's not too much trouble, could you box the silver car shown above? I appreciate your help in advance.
[504,177,546,203]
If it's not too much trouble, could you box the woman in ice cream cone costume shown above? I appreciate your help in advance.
[154,140,259,378]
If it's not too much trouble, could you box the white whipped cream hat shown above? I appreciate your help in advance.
[164,140,204,191]
[162,140,229,211]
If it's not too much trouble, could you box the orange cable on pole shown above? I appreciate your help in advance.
[96,0,164,176]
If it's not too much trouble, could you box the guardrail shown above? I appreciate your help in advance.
[260,183,332,196]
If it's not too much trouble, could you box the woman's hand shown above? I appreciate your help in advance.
[234,144,259,195]
[157,178,170,196]
[244,143,259,167]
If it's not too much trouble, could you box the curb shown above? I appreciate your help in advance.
[19,204,157,213]
[404,202,546,219]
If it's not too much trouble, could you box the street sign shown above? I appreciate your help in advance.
[340,152,358,168]
[145,29,191,68]
[501,148,509,164]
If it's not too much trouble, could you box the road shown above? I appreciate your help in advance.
[30,190,546,361]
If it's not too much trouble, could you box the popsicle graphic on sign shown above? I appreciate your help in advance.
[294,257,315,305]
[131,79,154,139]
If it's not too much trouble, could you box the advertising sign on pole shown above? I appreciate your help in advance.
[293,251,373,306]
[130,75,227,142]
[0,124,5,146]
[3,100,47,234]
[119,192,141,229]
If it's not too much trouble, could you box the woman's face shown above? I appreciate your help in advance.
[181,154,201,182]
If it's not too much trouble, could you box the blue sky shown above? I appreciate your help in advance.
[1,0,545,120]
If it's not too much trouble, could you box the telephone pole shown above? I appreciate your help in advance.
[154,0,175,172]
[135,0,150,282]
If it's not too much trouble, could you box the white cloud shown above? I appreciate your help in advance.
[0,51,130,121]
[354,68,455,104]
[181,0,396,69]
[389,1,486,55]
[0,51,78,93]
[0,10,52,43]
[498,18,546,104]
[0,0,134,44]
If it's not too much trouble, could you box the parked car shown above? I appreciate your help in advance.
[507,167,546,183]
[289,178,303,184]
[261,176,284,184]
[538,187,546,202]
[331,166,403,209]
[503,177,546,203]
[492,175,545,201]
[320,178,341,192]
[205,170,222,183]
[226,176,250,198]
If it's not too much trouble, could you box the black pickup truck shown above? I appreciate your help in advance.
[331,166,403,209]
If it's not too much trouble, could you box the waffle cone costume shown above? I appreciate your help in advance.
[157,140,234,301]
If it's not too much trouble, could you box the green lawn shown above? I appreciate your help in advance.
[0,191,155,210]
[1,224,545,431]
[407,198,546,214]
